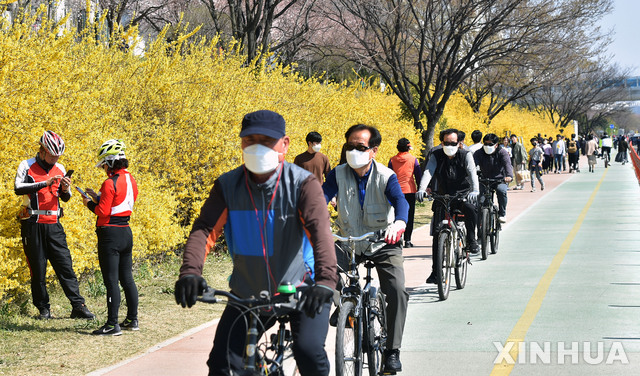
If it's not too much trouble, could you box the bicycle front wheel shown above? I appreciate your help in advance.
[480,207,489,260]
[454,241,468,290]
[366,291,387,376]
[436,230,452,301]
[490,207,500,254]
[336,300,363,376]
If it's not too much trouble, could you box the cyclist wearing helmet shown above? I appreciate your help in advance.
[82,139,139,336]
[14,131,94,320]
[175,110,337,376]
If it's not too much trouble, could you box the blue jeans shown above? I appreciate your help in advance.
[554,154,563,171]
[480,183,508,217]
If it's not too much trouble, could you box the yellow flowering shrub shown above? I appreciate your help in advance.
[0,11,557,301]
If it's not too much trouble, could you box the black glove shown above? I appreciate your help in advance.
[297,285,334,318]
[175,274,208,308]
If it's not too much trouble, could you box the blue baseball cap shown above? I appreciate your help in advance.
[240,110,286,139]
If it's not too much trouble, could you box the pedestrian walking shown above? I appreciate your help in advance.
[389,138,422,247]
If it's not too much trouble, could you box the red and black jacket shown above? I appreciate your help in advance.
[87,169,138,227]
[14,155,71,224]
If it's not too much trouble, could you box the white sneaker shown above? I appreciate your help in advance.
[498,216,506,224]
[531,188,536,192]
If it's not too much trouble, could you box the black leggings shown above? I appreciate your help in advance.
[97,226,138,325]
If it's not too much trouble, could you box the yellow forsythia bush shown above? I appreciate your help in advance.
[0,12,423,301]
[0,11,556,301]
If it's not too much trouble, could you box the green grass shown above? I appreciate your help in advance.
[413,200,433,229]
[0,252,232,376]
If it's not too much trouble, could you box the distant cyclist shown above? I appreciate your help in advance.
[473,133,513,223]
[174,110,337,376]
[601,134,613,166]
[417,128,480,281]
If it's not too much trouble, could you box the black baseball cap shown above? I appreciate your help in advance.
[240,110,286,139]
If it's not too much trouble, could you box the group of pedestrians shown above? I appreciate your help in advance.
[15,132,139,336]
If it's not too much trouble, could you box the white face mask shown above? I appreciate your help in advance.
[312,144,322,153]
[243,144,281,174]
[346,149,371,169]
[443,145,458,157]
[483,145,496,154]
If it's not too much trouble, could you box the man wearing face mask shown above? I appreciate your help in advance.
[473,133,513,223]
[322,124,410,374]
[175,110,337,376]
[294,131,331,183]
[416,128,481,283]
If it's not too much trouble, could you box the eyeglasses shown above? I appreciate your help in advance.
[442,141,458,147]
[484,143,496,147]
[346,144,372,152]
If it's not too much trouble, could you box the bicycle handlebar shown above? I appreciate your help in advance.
[197,288,299,311]
[332,231,383,243]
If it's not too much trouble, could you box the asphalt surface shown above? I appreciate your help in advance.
[89,155,640,376]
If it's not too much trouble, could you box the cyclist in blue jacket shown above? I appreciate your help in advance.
[175,110,337,376]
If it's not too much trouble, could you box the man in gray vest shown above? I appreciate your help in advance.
[323,124,409,374]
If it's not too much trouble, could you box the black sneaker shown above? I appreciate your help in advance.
[120,318,139,331]
[71,304,95,319]
[469,240,480,255]
[426,272,437,284]
[37,307,52,320]
[92,324,122,336]
[404,241,414,248]
[383,349,402,374]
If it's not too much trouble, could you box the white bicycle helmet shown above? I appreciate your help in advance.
[96,139,126,168]
[40,131,65,156]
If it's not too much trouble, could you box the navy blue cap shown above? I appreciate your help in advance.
[240,110,286,139]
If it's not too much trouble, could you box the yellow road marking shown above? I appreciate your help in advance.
[490,169,608,375]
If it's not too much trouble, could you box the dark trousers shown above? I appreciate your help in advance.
[97,226,138,326]
[431,199,477,269]
[21,221,84,310]
[403,193,416,242]
[480,183,508,217]
[208,300,331,376]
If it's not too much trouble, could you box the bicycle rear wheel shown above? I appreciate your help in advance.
[480,208,489,260]
[366,291,387,376]
[490,207,500,254]
[336,300,363,376]
[436,231,452,301]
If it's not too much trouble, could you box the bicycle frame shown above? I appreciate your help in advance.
[333,232,387,376]
[197,288,299,375]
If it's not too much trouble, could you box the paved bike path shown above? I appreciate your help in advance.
[401,159,640,375]
[91,157,640,375]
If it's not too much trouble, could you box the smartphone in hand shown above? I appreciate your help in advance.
[65,169,74,178]
[75,186,90,200]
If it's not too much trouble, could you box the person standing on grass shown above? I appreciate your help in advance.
[294,131,331,183]
[389,138,422,248]
[14,131,95,320]
[83,139,139,336]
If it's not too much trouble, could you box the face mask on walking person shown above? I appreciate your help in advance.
[483,145,496,154]
[346,149,371,169]
[312,144,322,153]
[443,145,458,157]
[243,144,281,174]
